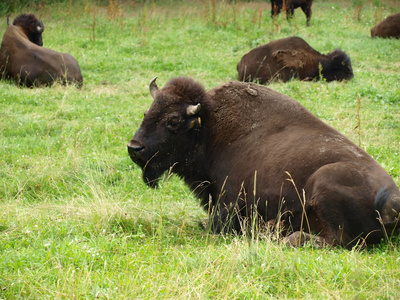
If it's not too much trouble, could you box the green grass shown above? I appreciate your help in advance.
[1,0,400,298]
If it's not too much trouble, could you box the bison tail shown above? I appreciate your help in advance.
[374,186,391,212]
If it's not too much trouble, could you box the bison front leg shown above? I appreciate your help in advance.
[285,1,295,21]
[271,0,282,18]
[208,204,244,234]
[283,231,327,247]
[204,194,251,234]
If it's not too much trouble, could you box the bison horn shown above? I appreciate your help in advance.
[342,55,350,66]
[37,20,44,33]
[186,103,201,116]
[149,76,159,99]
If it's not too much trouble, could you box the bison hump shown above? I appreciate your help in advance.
[271,50,309,69]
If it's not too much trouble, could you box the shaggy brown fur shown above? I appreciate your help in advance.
[128,77,400,247]
[237,36,353,84]
[371,12,400,38]
[0,13,83,87]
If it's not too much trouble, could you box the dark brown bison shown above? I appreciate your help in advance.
[371,12,400,39]
[271,0,313,26]
[0,14,83,87]
[127,77,400,247]
[237,36,353,84]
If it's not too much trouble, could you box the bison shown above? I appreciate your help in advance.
[237,36,353,84]
[271,0,313,26]
[371,12,400,39]
[127,76,400,247]
[0,14,83,87]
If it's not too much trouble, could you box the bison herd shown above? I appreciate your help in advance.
[2,3,400,248]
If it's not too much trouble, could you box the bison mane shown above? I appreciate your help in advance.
[162,77,213,113]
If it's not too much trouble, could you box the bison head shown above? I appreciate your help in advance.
[12,14,44,46]
[323,49,354,81]
[127,77,210,187]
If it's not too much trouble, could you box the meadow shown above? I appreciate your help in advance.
[1,0,400,298]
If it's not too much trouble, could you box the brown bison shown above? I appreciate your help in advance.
[371,12,400,39]
[0,14,83,87]
[127,77,400,247]
[237,36,353,84]
[271,0,313,26]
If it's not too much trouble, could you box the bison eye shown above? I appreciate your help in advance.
[166,118,181,131]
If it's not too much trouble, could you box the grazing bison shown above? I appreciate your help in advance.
[237,36,353,84]
[371,12,400,39]
[271,0,313,26]
[127,77,400,247]
[0,14,83,87]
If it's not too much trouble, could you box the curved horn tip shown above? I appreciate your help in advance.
[149,76,159,98]
[187,103,201,116]
[7,15,11,25]
[150,76,158,85]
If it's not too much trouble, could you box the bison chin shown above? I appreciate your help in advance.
[142,166,166,188]
[127,149,164,188]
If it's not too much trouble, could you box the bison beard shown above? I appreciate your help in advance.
[128,77,400,247]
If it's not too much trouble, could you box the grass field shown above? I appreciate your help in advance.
[1,0,400,298]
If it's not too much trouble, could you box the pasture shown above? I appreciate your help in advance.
[1,0,400,298]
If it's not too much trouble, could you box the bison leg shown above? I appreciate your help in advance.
[283,231,327,247]
[300,4,312,26]
[208,202,245,234]
[285,1,295,20]
[271,0,282,18]
[305,162,387,247]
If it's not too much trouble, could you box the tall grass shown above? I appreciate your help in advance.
[1,0,400,298]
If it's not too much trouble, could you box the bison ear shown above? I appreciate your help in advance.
[186,103,201,116]
[149,77,159,99]
[188,117,202,129]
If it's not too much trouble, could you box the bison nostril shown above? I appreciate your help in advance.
[127,140,145,152]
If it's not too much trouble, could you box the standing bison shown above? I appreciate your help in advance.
[0,14,83,87]
[237,36,353,84]
[371,12,400,39]
[271,0,313,26]
[127,77,400,247]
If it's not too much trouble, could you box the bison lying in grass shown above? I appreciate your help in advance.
[0,14,83,87]
[371,12,400,39]
[128,77,400,247]
[237,36,353,84]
